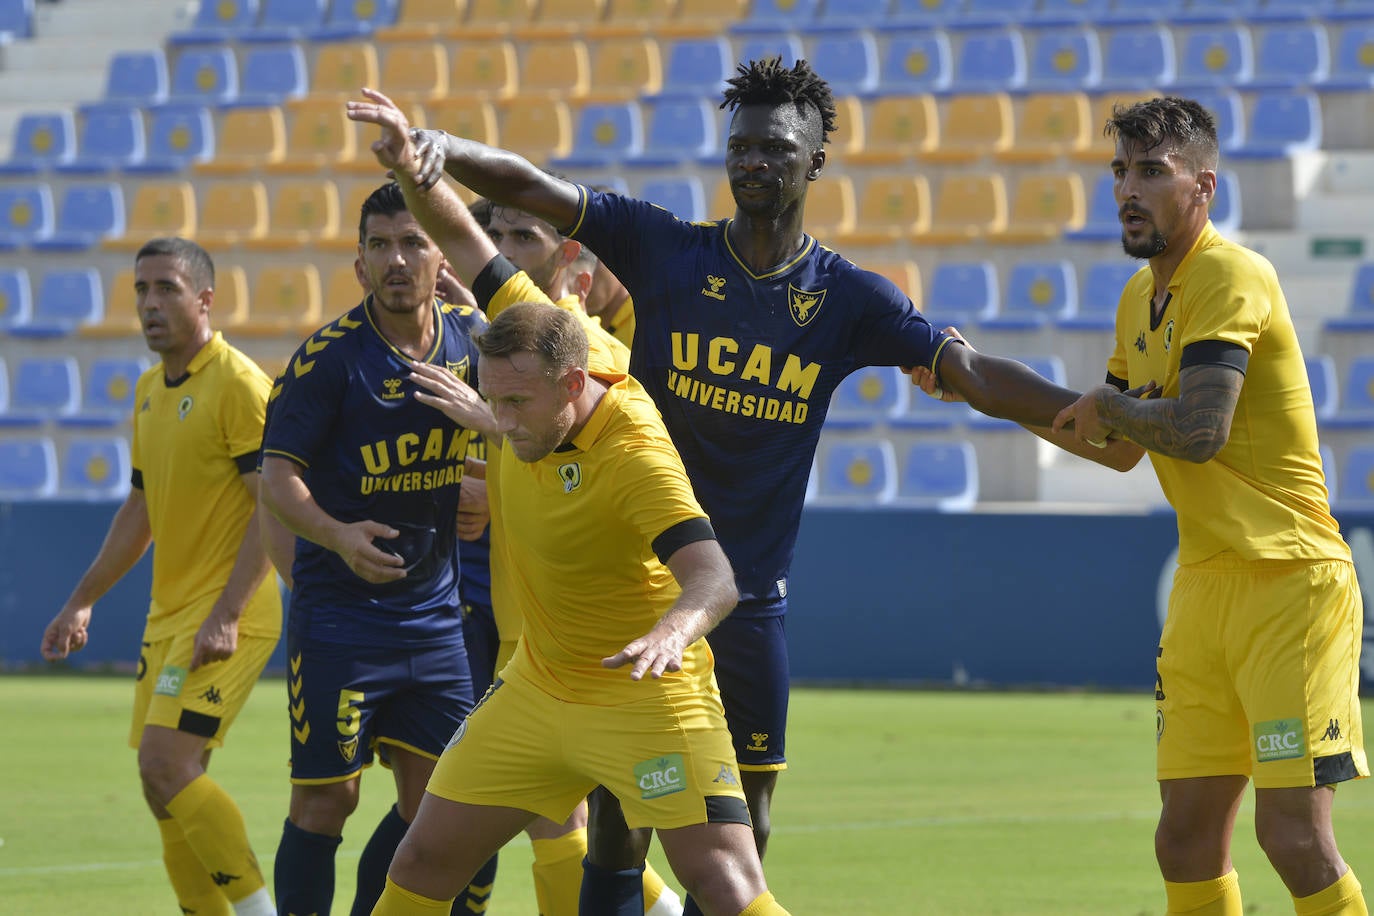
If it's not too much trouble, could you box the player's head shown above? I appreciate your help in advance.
[133,237,215,358]
[1106,97,1219,260]
[482,201,581,300]
[356,182,446,317]
[720,57,835,220]
[474,301,590,462]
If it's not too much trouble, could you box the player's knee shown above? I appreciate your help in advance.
[1154,816,1220,875]
[290,781,360,835]
[1255,814,1327,869]
[136,747,200,807]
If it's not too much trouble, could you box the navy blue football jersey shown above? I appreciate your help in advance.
[566,188,957,610]
[262,296,487,648]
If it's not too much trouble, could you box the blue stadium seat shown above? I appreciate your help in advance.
[89,51,169,108]
[244,0,327,42]
[985,260,1077,329]
[1325,261,1374,332]
[1331,0,1374,19]
[808,32,878,96]
[56,106,146,175]
[732,0,820,32]
[0,266,31,331]
[1174,25,1253,90]
[13,269,103,337]
[1322,21,1374,90]
[62,357,148,427]
[31,183,125,252]
[655,38,732,101]
[632,98,718,166]
[59,436,133,500]
[168,47,239,106]
[1334,446,1374,508]
[814,436,897,505]
[640,177,707,221]
[1024,28,1101,93]
[316,0,398,39]
[1100,0,1185,23]
[951,0,1035,27]
[1058,261,1140,331]
[809,0,888,32]
[888,0,961,28]
[170,0,260,44]
[872,30,952,95]
[1063,173,1118,243]
[0,356,79,425]
[551,102,644,169]
[0,0,33,40]
[128,105,214,173]
[1334,355,1374,420]
[1174,0,1255,22]
[890,384,976,430]
[0,435,58,499]
[1230,90,1321,158]
[0,112,75,175]
[952,29,1026,93]
[0,182,54,247]
[232,44,307,107]
[1250,22,1329,90]
[827,365,909,430]
[924,261,998,326]
[1098,26,1175,90]
[1253,0,1333,18]
[1034,0,1111,24]
[738,32,805,69]
[893,440,978,510]
[1210,169,1241,234]
[1307,354,1338,420]
[1190,87,1244,153]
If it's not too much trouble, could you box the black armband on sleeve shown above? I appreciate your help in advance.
[652,516,716,565]
[471,255,521,309]
[1180,340,1249,374]
[130,468,144,490]
[233,451,260,475]
[1105,372,1129,392]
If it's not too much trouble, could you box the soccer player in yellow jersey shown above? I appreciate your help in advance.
[41,237,280,916]
[1050,98,1369,916]
[370,301,790,916]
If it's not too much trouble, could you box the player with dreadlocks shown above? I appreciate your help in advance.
[349,58,1106,915]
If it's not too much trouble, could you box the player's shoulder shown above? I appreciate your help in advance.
[1192,231,1279,286]
[289,302,370,365]
[217,338,273,385]
[440,299,488,333]
[606,377,678,451]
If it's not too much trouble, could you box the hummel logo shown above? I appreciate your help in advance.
[1323,719,1341,741]
[200,686,223,705]
[1134,331,1147,354]
[209,871,240,887]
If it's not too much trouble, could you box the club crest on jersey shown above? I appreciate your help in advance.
[338,736,359,763]
[446,356,470,382]
[788,285,827,327]
[1163,319,1175,352]
[701,275,727,301]
[381,378,405,401]
[558,462,582,493]
[177,395,194,420]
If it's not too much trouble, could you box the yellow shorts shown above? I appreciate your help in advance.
[427,670,750,830]
[1156,556,1367,788]
[129,630,277,750]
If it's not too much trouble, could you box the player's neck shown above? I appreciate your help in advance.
[728,214,807,275]
[370,296,437,361]
[160,328,214,382]
[1148,219,1207,303]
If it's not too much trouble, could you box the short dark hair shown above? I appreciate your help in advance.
[474,301,588,376]
[469,197,492,229]
[358,181,409,242]
[1106,97,1219,172]
[720,57,837,146]
[134,237,215,291]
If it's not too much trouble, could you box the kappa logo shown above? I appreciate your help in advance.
[748,732,769,752]
[1255,718,1305,762]
[1323,718,1342,741]
[154,665,188,698]
[199,686,222,705]
[1163,318,1175,353]
[338,735,359,763]
[788,284,827,327]
[1134,331,1147,354]
[701,275,727,301]
[381,378,405,400]
[635,754,687,800]
[209,871,240,887]
[177,395,194,421]
[558,462,582,493]
[712,764,739,786]
[139,397,151,414]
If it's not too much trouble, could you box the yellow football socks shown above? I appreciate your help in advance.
[531,827,589,915]
[1164,869,1244,915]
[739,890,791,915]
[643,861,683,914]
[372,875,452,915]
[164,774,267,904]
[1295,870,1369,916]
[158,816,231,916]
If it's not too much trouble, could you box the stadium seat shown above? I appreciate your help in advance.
[1098,26,1175,91]
[639,176,706,221]
[518,0,607,39]
[375,0,462,40]
[89,50,169,109]
[104,181,196,251]
[892,440,978,511]
[1063,173,1119,242]
[848,94,938,165]
[996,92,1091,164]
[15,269,104,337]
[0,435,58,499]
[1101,0,1185,24]
[233,44,308,107]
[0,266,31,332]
[814,436,897,505]
[987,260,1077,328]
[891,383,976,430]
[1334,447,1374,508]
[463,0,538,38]
[630,98,717,166]
[732,0,818,32]
[212,264,251,329]
[1230,90,1322,158]
[269,99,356,173]
[444,39,518,101]
[1174,25,1253,90]
[0,182,53,247]
[79,268,139,338]
[873,30,952,96]
[63,357,149,427]
[827,365,909,430]
[426,98,500,148]
[827,95,864,158]
[837,175,931,248]
[322,261,366,312]
[378,41,449,103]
[169,0,260,45]
[55,106,146,174]
[1070,90,1158,165]
[1255,0,1332,18]
[990,171,1085,244]
[1333,355,1374,420]
[168,47,239,106]
[1058,260,1139,331]
[810,0,888,32]
[867,259,922,301]
[1321,21,1374,90]
[916,173,1008,244]
[238,264,323,336]
[197,107,286,174]
[923,93,1013,164]
[196,180,269,247]
[552,102,643,168]
[308,42,379,99]
[247,178,340,250]
[1250,22,1329,90]
[923,260,999,327]
[798,174,855,241]
[1326,261,1374,333]
[585,36,662,102]
[59,436,133,500]
[498,97,573,163]
[245,0,328,42]
[888,0,961,28]
[0,112,75,175]
[0,356,80,424]
[951,29,1026,93]
[1035,0,1111,24]
[1210,169,1241,233]
[1173,0,1255,22]
[317,0,399,38]
[1024,27,1101,93]
[808,32,879,96]
[1188,87,1244,154]
[1307,354,1339,420]
[737,32,804,70]
[955,0,1037,26]
[129,105,215,173]
[31,183,125,252]
[654,37,732,100]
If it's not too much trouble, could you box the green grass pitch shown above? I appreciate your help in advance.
[4,675,1373,914]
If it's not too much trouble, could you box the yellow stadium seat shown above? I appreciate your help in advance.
[590,0,675,36]
[197,180,269,247]
[309,43,379,99]
[916,173,1008,244]
[378,42,449,103]
[996,92,1091,164]
[516,0,606,38]
[922,93,1013,164]
[989,171,1085,244]
[213,264,250,328]
[826,95,864,161]
[246,179,342,251]
[849,95,938,166]
[342,99,428,175]
[517,38,590,99]
[324,262,366,309]
[80,268,140,337]
[427,97,500,147]
[865,260,922,303]
[463,0,537,39]
[104,180,196,251]
[197,107,285,175]
[666,0,743,37]
[709,178,735,220]
[714,177,855,243]
[238,265,323,336]
[271,99,357,173]
[376,0,465,40]
[1072,90,1157,165]
[498,97,572,163]
[447,39,518,101]
[584,36,662,102]
[837,175,931,248]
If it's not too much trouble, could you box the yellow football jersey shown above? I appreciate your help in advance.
[1107,223,1348,565]
[132,332,281,640]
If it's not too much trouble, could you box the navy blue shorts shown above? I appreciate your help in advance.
[286,632,475,783]
[706,613,789,771]
[461,602,499,697]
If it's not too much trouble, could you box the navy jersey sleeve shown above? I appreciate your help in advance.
[844,266,955,373]
[261,335,347,469]
[563,186,698,308]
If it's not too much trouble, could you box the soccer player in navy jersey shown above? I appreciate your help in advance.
[351,58,1090,914]
[259,183,488,916]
